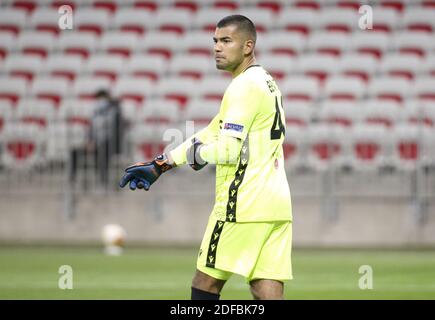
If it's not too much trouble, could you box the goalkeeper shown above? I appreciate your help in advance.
[120,15,292,300]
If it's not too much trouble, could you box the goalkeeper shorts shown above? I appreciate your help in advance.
[196,215,293,283]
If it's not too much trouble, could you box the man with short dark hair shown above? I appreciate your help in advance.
[120,15,292,300]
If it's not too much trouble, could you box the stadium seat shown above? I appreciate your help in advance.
[0,77,28,106]
[155,77,198,109]
[283,124,308,170]
[112,8,155,35]
[193,8,234,32]
[318,8,358,33]
[29,8,62,35]
[402,7,435,33]
[49,0,81,11]
[0,101,15,136]
[0,33,16,60]
[379,53,422,80]
[180,31,214,57]
[184,98,220,125]
[292,0,323,10]
[43,55,84,82]
[99,32,139,58]
[84,54,126,82]
[337,53,378,82]
[168,55,213,80]
[281,76,320,102]
[90,0,119,14]
[46,122,88,162]
[393,31,435,58]
[422,54,435,78]
[307,32,350,57]
[249,0,287,14]
[349,124,391,170]
[169,0,202,13]
[350,32,391,59]
[361,100,401,128]
[112,77,154,104]
[236,8,275,33]
[30,76,70,108]
[154,8,193,35]
[125,54,168,82]
[196,76,230,101]
[259,55,295,81]
[370,6,400,33]
[72,76,112,100]
[74,8,112,36]
[276,8,319,35]
[57,32,98,59]
[139,98,180,124]
[129,124,169,161]
[132,0,162,11]
[0,8,27,36]
[257,32,306,57]
[367,77,411,103]
[3,55,43,82]
[378,0,407,12]
[391,123,435,170]
[137,32,181,59]
[210,0,242,10]
[403,100,435,127]
[16,99,57,128]
[295,54,339,82]
[306,123,351,171]
[413,77,435,101]
[59,99,95,130]
[1,123,46,170]
[331,0,363,10]
[16,31,56,58]
[317,100,361,127]
[282,101,313,127]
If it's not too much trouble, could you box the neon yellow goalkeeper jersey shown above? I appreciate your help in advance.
[210,65,292,223]
[171,65,292,222]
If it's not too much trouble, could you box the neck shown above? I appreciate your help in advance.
[231,55,256,78]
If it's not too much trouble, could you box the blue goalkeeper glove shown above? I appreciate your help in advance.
[119,154,173,191]
[186,138,208,171]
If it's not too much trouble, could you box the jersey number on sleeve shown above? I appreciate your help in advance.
[270,96,285,140]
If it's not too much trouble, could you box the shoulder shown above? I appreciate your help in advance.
[228,66,270,95]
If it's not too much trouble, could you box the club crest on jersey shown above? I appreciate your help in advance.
[223,123,244,133]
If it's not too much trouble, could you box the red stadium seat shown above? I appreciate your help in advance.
[337,53,378,82]
[350,32,391,60]
[307,32,350,57]
[0,77,27,106]
[137,32,180,60]
[0,8,26,36]
[154,8,192,35]
[403,100,435,127]
[74,8,111,36]
[72,76,112,100]
[324,76,366,101]
[99,32,139,58]
[318,8,358,33]
[276,8,318,35]
[371,7,399,33]
[283,125,308,170]
[0,33,16,60]
[180,31,214,57]
[30,76,70,108]
[44,55,84,82]
[113,77,154,104]
[413,77,435,101]
[282,101,313,127]
[296,54,339,82]
[4,55,43,82]
[260,55,295,81]
[258,32,306,57]
[91,0,119,14]
[140,98,180,125]
[422,54,435,78]
[155,77,198,109]
[184,98,220,125]
[367,77,411,104]
[306,124,350,171]
[196,76,230,101]
[393,32,435,58]
[281,76,320,102]
[16,99,56,128]
[112,8,154,35]
[58,32,98,59]
[84,54,126,82]
[379,54,422,80]
[361,100,401,128]
[10,0,38,13]
[129,125,168,161]
[193,8,234,32]
[0,101,15,136]
[318,100,361,127]
[17,31,55,58]
[29,8,61,35]
[403,8,435,33]
[168,55,212,80]
[125,54,168,82]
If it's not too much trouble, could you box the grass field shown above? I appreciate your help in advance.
[1,246,435,300]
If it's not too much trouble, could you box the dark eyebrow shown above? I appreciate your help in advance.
[213,36,232,41]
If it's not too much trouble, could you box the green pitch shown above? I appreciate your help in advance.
[1,246,435,299]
